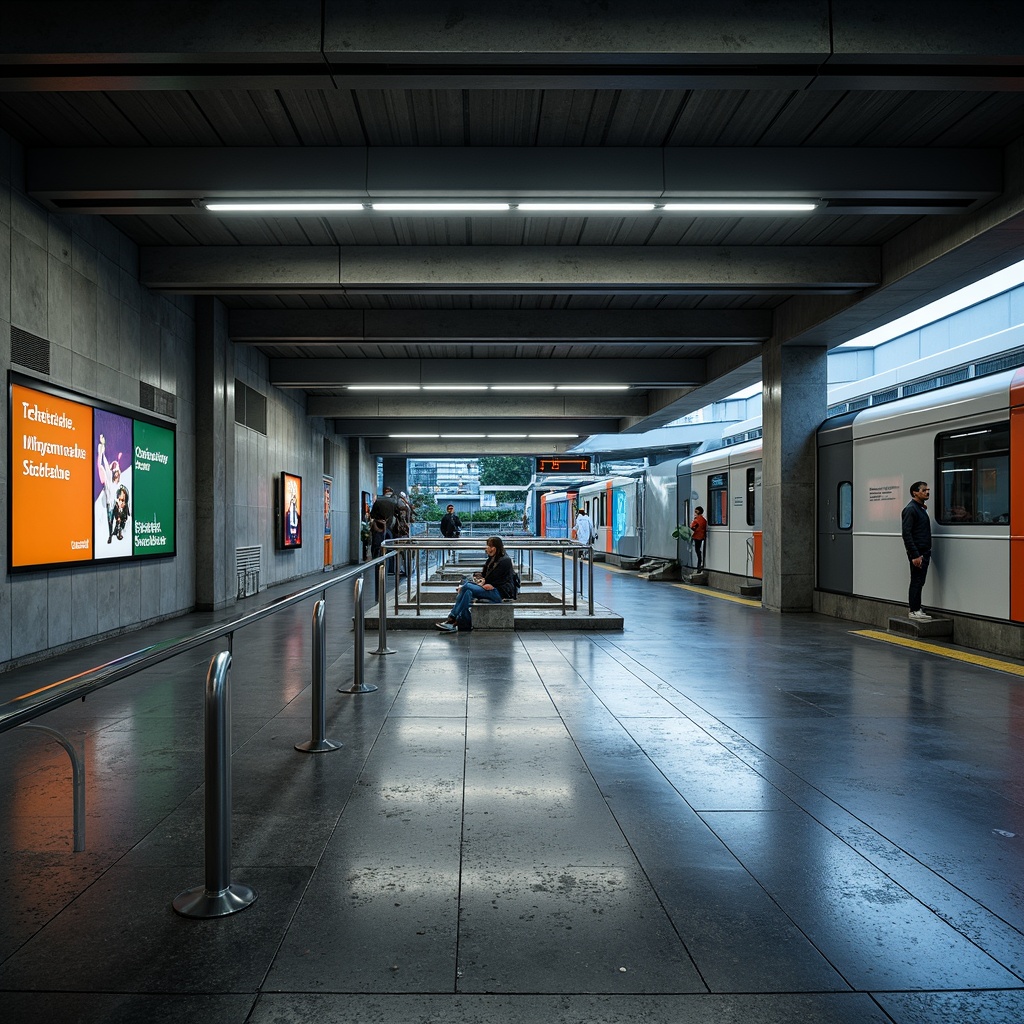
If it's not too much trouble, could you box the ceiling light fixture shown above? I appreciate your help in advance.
[389,433,439,438]
[346,384,421,391]
[528,433,579,438]
[491,384,556,391]
[661,201,818,212]
[517,202,655,213]
[421,384,489,391]
[372,202,510,212]
[487,434,527,438]
[201,200,365,212]
[441,433,486,438]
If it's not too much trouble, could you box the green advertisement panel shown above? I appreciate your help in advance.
[131,419,176,556]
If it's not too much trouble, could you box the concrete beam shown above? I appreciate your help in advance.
[141,245,879,294]
[308,393,646,418]
[331,416,621,436]
[28,147,999,214]
[232,308,772,344]
[271,357,705,388]
[6,2,1024,91]
[366,438,581,456]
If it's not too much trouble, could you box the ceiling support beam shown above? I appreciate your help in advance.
[28,146,1000,215]
[5,3,1024,93]
[271,357,705,389]
[232,309,772,344]
[329,416,622,436]
[141,245,879,294]
[308,394,646,418]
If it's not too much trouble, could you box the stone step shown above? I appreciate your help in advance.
[888,615,954,639]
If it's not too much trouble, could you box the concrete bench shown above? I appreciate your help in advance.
[473,601,515,630]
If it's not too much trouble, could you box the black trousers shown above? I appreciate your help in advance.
[908,550,931,611]
[693,538,705,569]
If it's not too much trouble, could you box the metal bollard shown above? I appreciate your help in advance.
[340,576,379,692]
[371,561,396,656]
[588,546,594,616]
[173,650,257,918]
[296,599,343,751]
[19,724,85,851]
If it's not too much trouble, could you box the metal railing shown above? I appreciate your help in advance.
[381,537,593,618]
[0,552,397,917]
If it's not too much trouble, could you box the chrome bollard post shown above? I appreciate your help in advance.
[572,548,579,610]
[588,546,594,616]
[340,576,378,692]
[173,650,257,918]
[372,562,396,655]
[561,547,567,615]
[296,599,343,751]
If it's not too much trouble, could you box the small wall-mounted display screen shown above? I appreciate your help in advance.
[9,372,176,572]
[281,472,302,549]
[536,456,591,474]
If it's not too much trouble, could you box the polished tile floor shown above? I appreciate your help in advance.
[2,556,1024,1023]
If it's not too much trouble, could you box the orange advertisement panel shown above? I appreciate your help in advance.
[11,382,94,567]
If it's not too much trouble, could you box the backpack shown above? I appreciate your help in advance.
[510,570,521,600]
[455,607,473,632]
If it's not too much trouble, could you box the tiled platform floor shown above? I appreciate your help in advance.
[2,553,1023,1023]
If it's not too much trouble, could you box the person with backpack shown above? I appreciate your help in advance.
[436,535,516,633]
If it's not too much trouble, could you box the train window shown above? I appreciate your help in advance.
[837,482,853,529]
[746,467,756,526]
[708,473,728,526]
[935,422,1010,525]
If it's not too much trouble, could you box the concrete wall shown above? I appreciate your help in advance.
[0,128,358,668]
[0,129,197,665]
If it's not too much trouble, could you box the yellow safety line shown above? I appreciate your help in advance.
[671,583,762,607]
[852,629,1024,678]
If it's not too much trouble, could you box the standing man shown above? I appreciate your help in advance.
[902,480,932,620]
[690,505,708,572]
[440,503,462,561]
[573,505,595,595]
[369,486,398,560]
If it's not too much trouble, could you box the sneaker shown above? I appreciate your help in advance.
[908,609,932,620]
[435,621,457,632]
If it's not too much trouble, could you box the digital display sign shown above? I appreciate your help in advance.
[280,472,303,549]
[535,456,591,474]
[9,373,176,572]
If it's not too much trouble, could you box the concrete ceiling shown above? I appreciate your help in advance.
[4,1,1024,455]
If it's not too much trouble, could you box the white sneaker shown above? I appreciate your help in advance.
[908,609,932,620]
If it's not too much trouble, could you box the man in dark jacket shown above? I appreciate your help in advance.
[440,504,462,538]
[369,487,398,559]
[901,480,932,620]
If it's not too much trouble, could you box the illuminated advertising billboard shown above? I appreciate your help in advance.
[9,373,176,572]
[280,472,302,549]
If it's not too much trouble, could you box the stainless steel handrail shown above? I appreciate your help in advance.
[0,553,396,734]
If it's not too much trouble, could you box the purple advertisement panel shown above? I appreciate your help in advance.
[94,409,133,558]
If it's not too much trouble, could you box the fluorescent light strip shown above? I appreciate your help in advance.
[661,202,818,212]
[517,202,655,212]
[441,434,486,438]
[528,434,579,438]
[203,201,365,212]
[347,385,421,391]
[389,433,439,438]
[372,202,510,212]
[490,384,556,391]
[421,384,489,391]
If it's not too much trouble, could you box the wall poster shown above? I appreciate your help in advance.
[9,372,176,572]
[281,472,302,549]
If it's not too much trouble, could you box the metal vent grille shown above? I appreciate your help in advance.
[872,387,900,405]
[975,348,1024,377]
[236,545,261,598]
[11,326,50,374]
[139,381,177,419]
[234,380,268,435]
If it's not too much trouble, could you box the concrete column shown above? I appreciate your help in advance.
[381,456,408,494]
[194,297,236,610]
[761,341,827,612]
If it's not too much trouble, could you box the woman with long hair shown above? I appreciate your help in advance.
[436,535,515,632]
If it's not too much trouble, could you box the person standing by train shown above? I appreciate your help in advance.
[690,505,708,572]
[902,480,932,620]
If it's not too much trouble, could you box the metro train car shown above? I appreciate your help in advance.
[577,475,640,562]
[818,365,1024,624]
[681,435,763,578]
[539,487,579,539]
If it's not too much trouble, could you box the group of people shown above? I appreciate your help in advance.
[367,486,414,561]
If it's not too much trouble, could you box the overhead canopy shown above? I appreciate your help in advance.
[4,1,1024,454]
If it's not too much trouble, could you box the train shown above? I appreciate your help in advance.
[546,365,1024,626]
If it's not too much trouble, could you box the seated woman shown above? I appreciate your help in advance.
[436,535,515,633]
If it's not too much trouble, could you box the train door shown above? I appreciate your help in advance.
[676,465,693,567]
[817,418,855,593]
